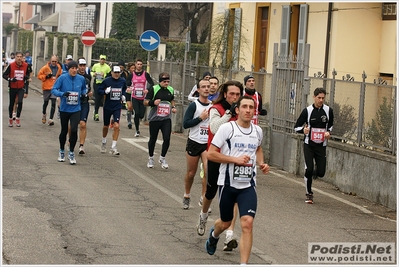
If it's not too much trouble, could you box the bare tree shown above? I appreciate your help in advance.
[151,3,212,43]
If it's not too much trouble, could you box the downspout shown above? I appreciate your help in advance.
[104,3,108,38]
[323,3,333,78]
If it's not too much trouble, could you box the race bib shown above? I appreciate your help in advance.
[133,88,144,97]
[96,73,103,81]
[66,92,79,105]
[311,128,326,143]
[157,102,171,117]
[197,124,209,141]
[233,161,254,182]
[14,70,24,81]
[110,88,122,100]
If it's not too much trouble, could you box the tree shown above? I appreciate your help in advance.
[151,3,212,44]
[3,23,19,35]
[365,97,394,149]
[332,102,357,141]
[110,3,138,40]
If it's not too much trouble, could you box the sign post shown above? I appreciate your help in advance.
[139,30,160,52]
[81,31,96,66]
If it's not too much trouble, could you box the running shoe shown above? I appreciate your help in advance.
[198,196,212,213]
[305,193,314,204]
[8,118,13,127]
[12,112,16,120]
[100,142,107,153]
[68,151,76,165]
[58,150,65,162]
[134,130,140,137]
[79,146,85,155]
[93,113,99,121]
[42,114,46,124]
[110,147,120,156]
[205,226,219,255]
[48,119,54,126]
[223,235,238,251]
[128,123,132,129]
[15,118,21,127]
[183,197,190,210]
[196,213,208,236]
[147,157,155,168]
[159,157,169,169]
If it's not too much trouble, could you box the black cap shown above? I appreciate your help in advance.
[118,61,125,67]
[67,60,78,69]
[244,75,254,84]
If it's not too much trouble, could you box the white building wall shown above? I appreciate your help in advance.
[56,2,76,34]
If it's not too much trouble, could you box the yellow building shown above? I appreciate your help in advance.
[210,2,396,85]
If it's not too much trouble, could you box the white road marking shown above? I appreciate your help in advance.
[270,170,373,214]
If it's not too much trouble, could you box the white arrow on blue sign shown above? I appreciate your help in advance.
[139,30,160,51]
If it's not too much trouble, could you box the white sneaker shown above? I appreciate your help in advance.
[79,146,85,155]
[147,157,155,168]
[58,150,65,162]
[134,130,140,137]
[110,147,120,156]
[100,142,106,153]
[159,157,169,169]
[68,151,76,165]
[223,235,238,251]
[196,213,208,236]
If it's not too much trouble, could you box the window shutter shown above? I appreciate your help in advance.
[280,5,291,56]
[232,8,242,70]
[297,4,309,60]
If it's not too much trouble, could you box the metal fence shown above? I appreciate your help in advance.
[30,29,396,155]
[268,43,396,155]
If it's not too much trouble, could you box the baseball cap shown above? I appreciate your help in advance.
[66,55,73,60]
[112,66,121,73]
[78,58,87,65]
[118,61,125,67]
[100,54,107,60]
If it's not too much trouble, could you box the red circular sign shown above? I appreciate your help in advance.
[81,30,96,46]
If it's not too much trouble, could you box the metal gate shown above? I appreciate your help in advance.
[269,43,310,168]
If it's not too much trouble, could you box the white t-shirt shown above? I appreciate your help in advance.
[211,121,263,189]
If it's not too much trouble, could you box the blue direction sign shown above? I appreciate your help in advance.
[139,30,160,51]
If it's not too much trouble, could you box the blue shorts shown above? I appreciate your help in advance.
[80,102,90,122]
[103,108,121,126]
[218,185,257,222]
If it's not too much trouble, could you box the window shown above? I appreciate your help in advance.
[280,4,308,59]
[382,3,396,20]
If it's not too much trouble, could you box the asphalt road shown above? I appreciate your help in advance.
[2,77,396,265]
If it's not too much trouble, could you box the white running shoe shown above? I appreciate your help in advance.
[159,157,169,169]
[196,213,208,236]
[147,157,155,168]
[223,235,238,251]
[68,151,76,165]
[58,150,65,162]
[110,147,120,156]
